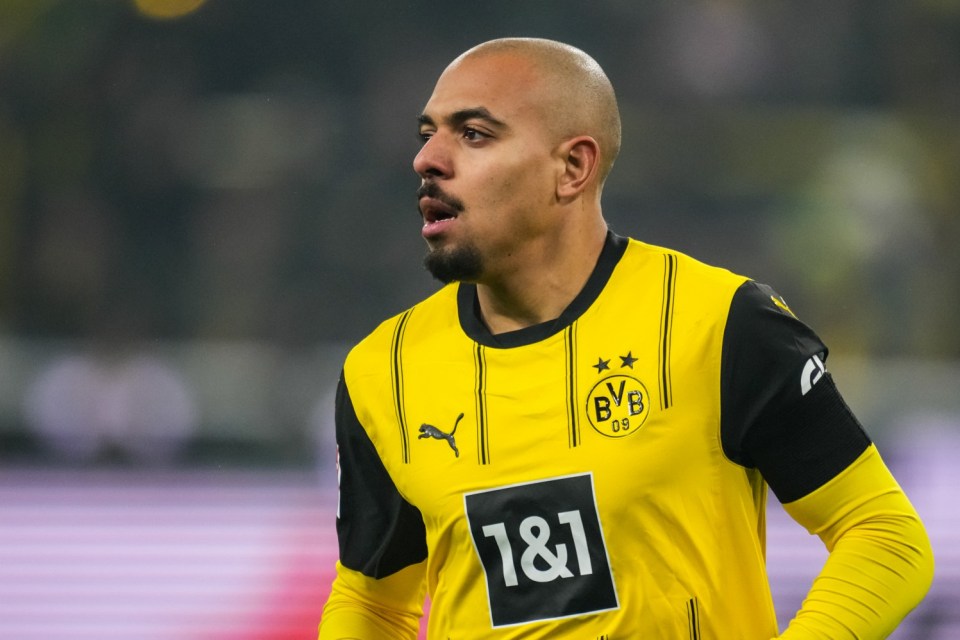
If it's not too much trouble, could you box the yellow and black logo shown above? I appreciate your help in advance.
[586,375,650,438]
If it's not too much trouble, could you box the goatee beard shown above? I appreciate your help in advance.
[418,181,476,282]
[423,244,484,284]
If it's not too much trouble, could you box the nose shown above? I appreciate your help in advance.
[413,133,451,180]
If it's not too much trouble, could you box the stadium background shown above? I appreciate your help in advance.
[0,1,958,637]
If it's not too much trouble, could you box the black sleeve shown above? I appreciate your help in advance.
[720,281,871,503]
[335,373,428,577]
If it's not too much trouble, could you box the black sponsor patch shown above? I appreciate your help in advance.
[465,473,618,627]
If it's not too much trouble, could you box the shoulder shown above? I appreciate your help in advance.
[345,283,460,374]
[724,280,825,361]
[719,279,831,466]
[616,239,751,322]
[621,239,749,289]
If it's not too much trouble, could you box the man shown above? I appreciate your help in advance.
[319,38,933,638]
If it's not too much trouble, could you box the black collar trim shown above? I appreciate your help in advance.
[457,230,629,348]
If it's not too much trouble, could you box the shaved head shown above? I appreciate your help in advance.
[449,38,622,184]
[414,38,619,294]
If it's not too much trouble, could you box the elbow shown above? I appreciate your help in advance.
[912,517,935,603]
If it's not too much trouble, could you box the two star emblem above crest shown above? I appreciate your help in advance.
[593,351,637,373]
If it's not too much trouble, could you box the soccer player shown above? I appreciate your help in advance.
[318,38,933,638]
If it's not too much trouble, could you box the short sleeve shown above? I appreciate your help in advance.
[335,374,428,577]
[720,281,870,502]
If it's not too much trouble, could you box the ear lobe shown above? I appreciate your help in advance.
[557,136,600,200]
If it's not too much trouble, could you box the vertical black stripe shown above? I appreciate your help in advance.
[565,324,580,448]
[474,343,490,465]
[391,310,412,463]
[659,254,677,410]
[686,597,701,639]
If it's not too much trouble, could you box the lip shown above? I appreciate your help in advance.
[419,196,459,239]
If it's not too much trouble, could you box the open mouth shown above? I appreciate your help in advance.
[417,183,464,239]
[419,197,458,224]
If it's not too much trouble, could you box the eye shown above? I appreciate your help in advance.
[418,129,434,144]
[462,127,489,143]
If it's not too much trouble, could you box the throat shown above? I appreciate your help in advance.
[475,282,568,335]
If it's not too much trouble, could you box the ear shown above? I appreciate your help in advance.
[556,136,600,200]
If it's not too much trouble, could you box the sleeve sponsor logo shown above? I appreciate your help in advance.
[464,473,619,628]
[801,354,826,396]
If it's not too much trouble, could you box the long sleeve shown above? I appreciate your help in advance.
[319,560,427,639]
[718,282,933,637]
[776,445,934,639]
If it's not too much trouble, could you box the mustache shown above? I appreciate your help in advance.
[417,182,465,213]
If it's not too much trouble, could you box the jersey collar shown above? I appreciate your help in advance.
[457,230,629,348]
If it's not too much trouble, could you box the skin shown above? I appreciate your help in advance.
[414,38,621,334]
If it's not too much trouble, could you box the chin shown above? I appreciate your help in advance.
[423,244,484,284]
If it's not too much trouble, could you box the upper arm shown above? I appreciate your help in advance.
[335,373,428,577]
[320,375,429,638]
[720,281,871,502]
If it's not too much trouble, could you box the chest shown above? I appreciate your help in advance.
[384,306,726,521]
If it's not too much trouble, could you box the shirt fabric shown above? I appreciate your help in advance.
[330,232,870,638]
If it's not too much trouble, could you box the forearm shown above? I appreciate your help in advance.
[777,446,934,639]
[318,561,426,640]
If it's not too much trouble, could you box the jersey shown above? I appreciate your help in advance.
[331,232,870,638]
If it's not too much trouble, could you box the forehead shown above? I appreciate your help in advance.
[423,53,545,123]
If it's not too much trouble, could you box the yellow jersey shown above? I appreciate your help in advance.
[329,232,870,638]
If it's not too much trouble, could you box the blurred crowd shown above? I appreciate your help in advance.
[0,1,958,465]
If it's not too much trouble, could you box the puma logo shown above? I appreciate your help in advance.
[419,412,464,457]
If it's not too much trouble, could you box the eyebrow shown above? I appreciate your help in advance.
[417,107,507,131]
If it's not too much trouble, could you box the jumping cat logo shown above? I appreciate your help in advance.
[419,412,464,457]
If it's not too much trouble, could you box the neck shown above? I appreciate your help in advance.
[475,217,608,335]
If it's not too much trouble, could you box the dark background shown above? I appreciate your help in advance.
[2,1,957,350]
[2,0,958,467]
[0,2,958,638]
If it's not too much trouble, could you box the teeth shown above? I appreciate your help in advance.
[427,210,452,222]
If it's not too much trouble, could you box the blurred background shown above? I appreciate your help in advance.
[0,0,958,638]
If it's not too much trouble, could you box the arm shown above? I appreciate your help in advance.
[318,374,428,639]
[319,561,426,639]
[776,445,933,639]
[721,281,933,638]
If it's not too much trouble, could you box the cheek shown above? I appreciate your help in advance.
[478,157,552,214]
[500,167,556,233]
